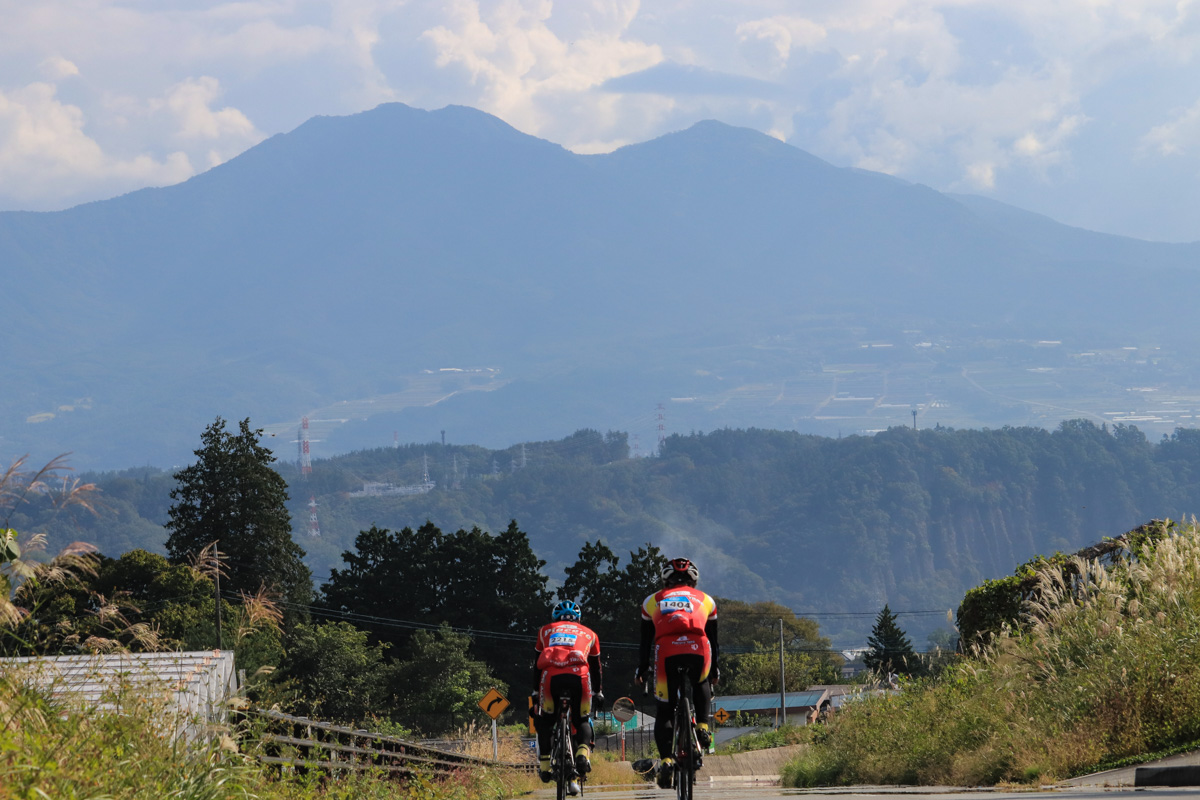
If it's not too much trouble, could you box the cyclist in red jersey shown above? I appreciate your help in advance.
[635,558,718,790]
[533,600,603,791]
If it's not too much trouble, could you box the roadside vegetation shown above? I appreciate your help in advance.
[719,724,810,754]
[0,666,537,800]
[784,518,1200,786]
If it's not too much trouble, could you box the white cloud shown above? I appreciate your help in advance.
[40,56,80,80]
[417,0,662,144]
[1141,99,1200,157]
[965,160,996,189]
[162,77,258,141]
[0,82,193,206]
[2,0,1200,236]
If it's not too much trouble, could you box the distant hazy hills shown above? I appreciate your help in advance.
[4,103,1199,469]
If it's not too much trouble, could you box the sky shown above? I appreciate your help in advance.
[3,0,1200,242]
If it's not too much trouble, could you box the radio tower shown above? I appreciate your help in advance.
[656,404,667,451]
[299,417,312,478]
[307,495,321,537]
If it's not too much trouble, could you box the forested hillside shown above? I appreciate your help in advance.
[8,102,1200,469]
[25,420,1200,644]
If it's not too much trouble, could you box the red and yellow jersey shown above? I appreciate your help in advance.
[534,621,600,674]
[641,586,717,641]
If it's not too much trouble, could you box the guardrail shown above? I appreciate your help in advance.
[252,709,536,776]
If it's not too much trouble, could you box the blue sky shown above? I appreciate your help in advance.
[3,0,1199,241]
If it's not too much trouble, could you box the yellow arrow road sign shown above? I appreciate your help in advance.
[479,688,510,719]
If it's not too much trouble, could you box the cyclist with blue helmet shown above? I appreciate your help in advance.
[533,599,604,789]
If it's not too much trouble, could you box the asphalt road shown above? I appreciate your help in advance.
[538,784,1200,800]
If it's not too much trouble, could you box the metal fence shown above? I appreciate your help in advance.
[593,726,656,760]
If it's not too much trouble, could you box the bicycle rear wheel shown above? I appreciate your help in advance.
[675,673,696,800]
[556,711,572,800]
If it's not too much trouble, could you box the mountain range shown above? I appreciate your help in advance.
[5,103,1199,470]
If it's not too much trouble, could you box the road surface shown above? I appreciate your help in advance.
[537,784,1200,800]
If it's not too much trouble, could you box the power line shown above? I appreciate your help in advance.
[243,595,953,655]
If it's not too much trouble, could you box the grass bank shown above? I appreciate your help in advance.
[0,672,536,800]
[784,521,1200,787]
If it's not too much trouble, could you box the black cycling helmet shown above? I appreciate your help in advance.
[553,600,582,621]
[662,557,699,587]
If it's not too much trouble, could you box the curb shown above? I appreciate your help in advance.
[1135,766,1200,787]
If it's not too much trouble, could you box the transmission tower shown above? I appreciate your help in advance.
[299,417,312,478]
[307,495,321,537]
[656,404,667,451]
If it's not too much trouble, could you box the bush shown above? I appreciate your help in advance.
[782,520,1200,786]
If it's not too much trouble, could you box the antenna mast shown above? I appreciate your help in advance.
[307,495,321,537]
[656,403,667,452]
[300,417,312,478]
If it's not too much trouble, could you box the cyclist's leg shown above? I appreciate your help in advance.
[569,674,593,773]
[689,644,714,749]
[655,653,684,759]
[536,671,556,780]
[655,655,691,789]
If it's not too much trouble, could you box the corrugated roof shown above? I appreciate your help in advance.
[0,650,238,742]
[712,691,827,713]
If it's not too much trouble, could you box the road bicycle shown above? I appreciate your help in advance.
[669,667,703,800]
[550,694,584,799]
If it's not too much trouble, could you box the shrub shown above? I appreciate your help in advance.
[783,520,1200,786]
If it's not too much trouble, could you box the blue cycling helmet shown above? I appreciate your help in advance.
[553,600,582,621]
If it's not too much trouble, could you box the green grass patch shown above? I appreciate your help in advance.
[781,522,1200,787]
[718,724,810,753]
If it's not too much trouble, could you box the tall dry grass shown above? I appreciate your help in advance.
[785,520,1200,787]
[0,668,542,800]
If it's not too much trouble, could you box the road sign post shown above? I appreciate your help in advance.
[478,688,510,762]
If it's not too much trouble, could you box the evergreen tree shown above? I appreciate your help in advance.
[319,520,550,693]
[558,540,666,642]
[165,417,312,612]
[864,604,917,676]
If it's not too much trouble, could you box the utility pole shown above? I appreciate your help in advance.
[214,543,224,650]
[779,618,787,727]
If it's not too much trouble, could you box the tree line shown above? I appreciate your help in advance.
[1,418,850,734]
[25,418,1200,647]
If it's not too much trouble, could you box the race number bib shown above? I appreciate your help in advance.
[659,595,693,613]
[549,633,578,647]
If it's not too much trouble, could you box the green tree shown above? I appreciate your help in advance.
[275,621,393,724]
[165,417,312,613]
[320,520,550,693]
[390,626,504,734]
[723,644,838,695]
[864,604,917,676]
[719,600,839,693]
[322,521,549,637]
[558,540,666,642]
[719,599,829,651]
